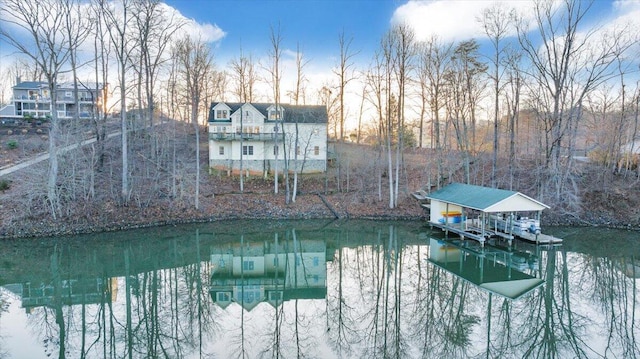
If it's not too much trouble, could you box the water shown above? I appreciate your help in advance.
[0,220,638,358]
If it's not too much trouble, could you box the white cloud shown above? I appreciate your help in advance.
[610,0,640,34]
[185,22,226,43]
[160,3,226,43]
[391,0,538,42]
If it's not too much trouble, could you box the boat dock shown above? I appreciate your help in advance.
[417,183,563,246]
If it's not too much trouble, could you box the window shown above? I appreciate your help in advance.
[216,109,228,119]
[314,146,320,156]
[219,146,224,155]
[296,146,301,155]
[313,256,319,266]
[273,145,279,156]
[244,111,253,123]
[269,109,283,120]
[65,91,72,97]
[242,145,254,156]
[269,291,283,301]
[243,260,254,271]
[217,292,230,301]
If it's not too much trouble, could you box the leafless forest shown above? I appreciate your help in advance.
[1,0,639,238]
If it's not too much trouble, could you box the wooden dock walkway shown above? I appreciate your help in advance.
[517,231,563,244]
[430,222,487,242]
[430,220,561,246]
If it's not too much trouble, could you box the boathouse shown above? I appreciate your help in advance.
[425,183,555,244]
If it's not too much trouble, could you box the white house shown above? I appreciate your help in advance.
[0,79,106,120]
[208,102,328,174]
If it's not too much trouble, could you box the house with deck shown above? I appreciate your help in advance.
[208,102,327,175]
[0,79,106,120]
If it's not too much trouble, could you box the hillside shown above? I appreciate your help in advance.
[1,121,639,239]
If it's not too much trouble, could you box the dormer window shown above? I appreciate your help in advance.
[216,109,228,119]
[268,108,283,120]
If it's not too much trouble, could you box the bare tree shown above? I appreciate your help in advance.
[516,0,636,199]
[132,0,184,128]
[417,36,453,188]
[504,48,523,190]
[0,0,77,218]
[266,24,285,198]
[175,35,213,209]
[480,3,512,187]
[288,43,309,106]
[334,30,359,141]
[364,52,389,201]
[389,24,415,206]
[290,44,310,202]
[99,0,135,203]
[230,47,257,103]
[444,39,487,184]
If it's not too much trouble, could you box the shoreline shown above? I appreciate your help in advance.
[2,191,639,240]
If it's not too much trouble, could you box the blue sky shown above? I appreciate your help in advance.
[163,0,402,65]
[156,0,640,105]
[161,0,636,62]
[1,0,639,115]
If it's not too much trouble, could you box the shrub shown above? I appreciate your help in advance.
[0,180,10,191]
[6,140,17,149]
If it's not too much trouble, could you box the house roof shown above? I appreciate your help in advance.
[426,182,549,212]
[209,102,327,124]
[14,81,47,89]
[13,81,104,90]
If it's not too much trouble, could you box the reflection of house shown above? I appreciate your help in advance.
[0,79,106,120]
[428,238,544,300]
[4,278,117,313]
[207,102,328,175]
[209,238,327,311]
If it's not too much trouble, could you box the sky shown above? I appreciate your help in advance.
[157,0,640,117]
[1,0,640,126]
[160,0,638,62]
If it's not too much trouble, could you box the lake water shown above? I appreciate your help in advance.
[0,220,638,358]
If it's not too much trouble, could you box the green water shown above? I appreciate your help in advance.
[0,220,638,358]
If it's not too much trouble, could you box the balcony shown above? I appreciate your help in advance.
[209,132,280,142]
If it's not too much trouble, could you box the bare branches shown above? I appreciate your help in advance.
[229,47,257,103]
[334,30,359,141]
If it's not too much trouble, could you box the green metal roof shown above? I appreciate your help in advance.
[426,183,548,212]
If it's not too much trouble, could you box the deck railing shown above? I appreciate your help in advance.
[209,132,281,142]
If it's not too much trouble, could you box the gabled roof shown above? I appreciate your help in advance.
[14,81,47,89]
[209,102,327,124]
[426,183,549,212]
[13,81,104,91]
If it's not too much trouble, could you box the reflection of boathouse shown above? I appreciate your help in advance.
[210,238,327,311]
[429,238,544,300]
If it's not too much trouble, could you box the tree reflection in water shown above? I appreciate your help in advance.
[0,221,638,358]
